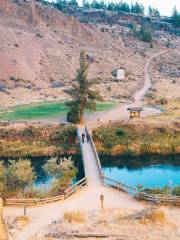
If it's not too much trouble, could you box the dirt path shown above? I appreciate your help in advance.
[85,49,170,124]
[4,49,170,240]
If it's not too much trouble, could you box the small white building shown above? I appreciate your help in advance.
[116,67,125,80]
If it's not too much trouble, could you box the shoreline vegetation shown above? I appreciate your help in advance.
[0,121,179,158]
[0,124,79,199]
[0,157,77,199]
[92,121,180,155]
[141,186,180,196]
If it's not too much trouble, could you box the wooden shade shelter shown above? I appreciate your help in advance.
[127,107,143,118]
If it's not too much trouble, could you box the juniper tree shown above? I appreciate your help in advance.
[148,6,160,17]
[66,51,102,124]
[171,6,180,27]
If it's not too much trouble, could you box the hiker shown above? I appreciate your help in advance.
[86,134,90,142]
[82,133,85,143]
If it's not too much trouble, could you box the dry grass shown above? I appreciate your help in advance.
[0,219,6,240]
[139,208,166,225]
[115,208,166,225]
[115,209,130,221]
[13,215,30,229]
[147,98,180,123]
[63,210,86,223]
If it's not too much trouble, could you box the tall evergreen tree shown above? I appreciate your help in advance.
[131,2,144,14]
[68,0,78,7]
[66,51,102,124]
[148,6,160,17]
[171,6,180,27]
[82,0,90,9]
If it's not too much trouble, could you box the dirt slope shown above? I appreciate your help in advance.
[0,0,178,106]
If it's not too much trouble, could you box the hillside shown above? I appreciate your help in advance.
[0,0,179,107]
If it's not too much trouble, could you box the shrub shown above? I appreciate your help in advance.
[116,128,126,137]
[172,186,180,196]
[140,208,166,224]
[36,32,43,38]
[143,186,171,195]
[20,126,41,141]
[63,210,86,223]
[43,157,77,195]
[6,159,36,195]
[0,159,36,199]
[50,125,77,150]
[139,26,153,42]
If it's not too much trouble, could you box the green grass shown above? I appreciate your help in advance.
[0,101,116,120]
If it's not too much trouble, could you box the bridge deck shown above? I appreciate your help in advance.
[78,126,102,187]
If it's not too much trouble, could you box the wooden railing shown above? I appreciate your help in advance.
[85,126,103,180]
[5,195,64,206]
[77,129,87,176]
[135,192,180,205]
[102,176,138,195]
[64,177,87,199]
[5,178,88,206]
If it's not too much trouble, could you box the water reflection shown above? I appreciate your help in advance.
[0,154,84,190]
[101,154,180,188]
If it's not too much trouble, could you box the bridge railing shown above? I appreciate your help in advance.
[64,177,87,199]
[85,126,103,180]
[103,176,138,196]
[77,128,88,178]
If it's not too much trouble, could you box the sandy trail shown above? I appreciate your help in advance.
[4,49,170,240]
[86,49,171,124]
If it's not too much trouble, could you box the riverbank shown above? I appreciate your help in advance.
[0,124,78,158]
[92,121,180,155]
[0,119,179,158]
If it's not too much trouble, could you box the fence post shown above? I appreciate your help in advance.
[0,198,7,240]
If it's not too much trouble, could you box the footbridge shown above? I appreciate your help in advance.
[77,125,180,205]
[77,125,136,194]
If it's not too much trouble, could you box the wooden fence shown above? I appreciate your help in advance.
[5,195,64,206]
[102,176,180,205]
[135,192,180,205]
[64,177,87,199]
[5,177,87,206]
[102,176,138,195]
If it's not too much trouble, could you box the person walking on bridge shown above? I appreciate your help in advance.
[82,133,85,143]
[86,133,90,142]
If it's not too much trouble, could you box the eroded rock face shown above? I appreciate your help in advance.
[0,0,10,12]
[0,0,179,106]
